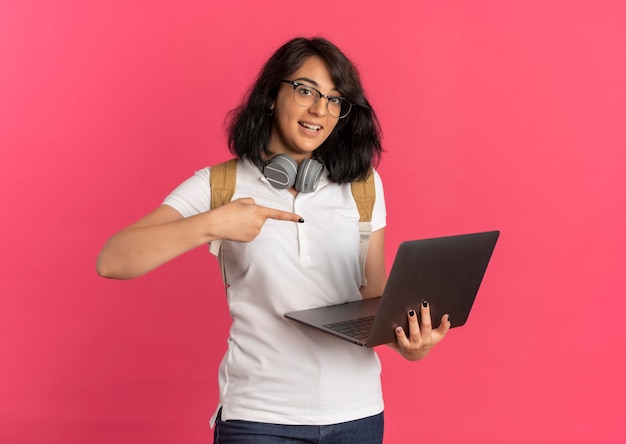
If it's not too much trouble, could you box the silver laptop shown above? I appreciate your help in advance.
[285,230,499,347]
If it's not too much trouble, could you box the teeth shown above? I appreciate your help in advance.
[301,122,321,131]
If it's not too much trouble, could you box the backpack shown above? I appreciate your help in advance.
[208,158,375,287]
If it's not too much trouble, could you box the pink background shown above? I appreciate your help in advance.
[2,1,625,442]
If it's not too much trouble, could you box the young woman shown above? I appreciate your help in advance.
[97,37,450,444]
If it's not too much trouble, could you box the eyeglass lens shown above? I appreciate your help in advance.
[293,84,351,118]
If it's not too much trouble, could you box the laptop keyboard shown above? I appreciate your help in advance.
[323,316,375,340]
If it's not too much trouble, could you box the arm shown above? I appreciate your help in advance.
[364,229,449,361]
[96,198,303,280]
[361,228,450,360]
[97,204,206,280]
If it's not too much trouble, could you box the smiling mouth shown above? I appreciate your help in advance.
[299,122,322,132]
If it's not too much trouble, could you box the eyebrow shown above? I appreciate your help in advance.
[293,77,339,93]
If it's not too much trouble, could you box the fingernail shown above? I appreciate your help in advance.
[422,300,429,308]
[396,326,403,334]
[298,218,305,223]
[408,310,415,317]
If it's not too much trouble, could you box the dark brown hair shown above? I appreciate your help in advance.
[227,37,383,183]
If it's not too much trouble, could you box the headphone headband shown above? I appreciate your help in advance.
[263,154,323,193]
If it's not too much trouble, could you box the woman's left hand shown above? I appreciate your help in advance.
[387,301,451,361]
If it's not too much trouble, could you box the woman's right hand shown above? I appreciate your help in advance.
[208,197,303,242]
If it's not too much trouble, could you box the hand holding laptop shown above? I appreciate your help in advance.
[285,231,499,351]
[388,301,451,361]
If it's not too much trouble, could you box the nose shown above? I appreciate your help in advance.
[309,97,327,116]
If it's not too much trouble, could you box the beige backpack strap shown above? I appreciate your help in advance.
[209,158,238,261]
[210,158,238,210]
[209,159,375,288]
[350,169,376,287]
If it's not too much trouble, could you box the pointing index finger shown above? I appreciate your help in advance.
[258,205,304,223]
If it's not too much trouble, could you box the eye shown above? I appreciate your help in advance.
[328,96,342,105]
[296,86,314,97]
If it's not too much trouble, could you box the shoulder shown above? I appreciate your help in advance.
[372,168,384,186]
[371,168,386,230]
[161,167,212,217]
[368,166,384,185]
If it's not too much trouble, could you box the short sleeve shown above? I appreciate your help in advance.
[162,167,212,218]
[371,169,387,231]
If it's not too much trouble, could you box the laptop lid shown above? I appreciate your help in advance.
[285,230,500,347]
[366,230,499,346]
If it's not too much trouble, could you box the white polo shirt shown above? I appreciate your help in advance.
[163,158,387,426]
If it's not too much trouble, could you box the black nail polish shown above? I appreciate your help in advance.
[422,300,429,308]
[408,310,415,317]
[298,218,305,223]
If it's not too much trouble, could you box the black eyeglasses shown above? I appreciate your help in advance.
[280,80,353,118]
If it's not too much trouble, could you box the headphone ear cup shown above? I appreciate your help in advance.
[295,158,324,193]
[263,154,298,189]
